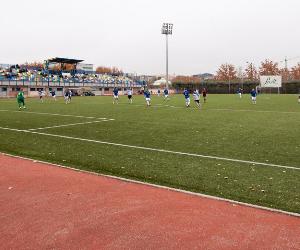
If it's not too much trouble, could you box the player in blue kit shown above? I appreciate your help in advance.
[144,89,151,107]
[163,88,169,101]
[113,87,119,104]
[183,88,190,107]
[64,89,71,104]
[237,88,243,98]
[157,89,161,97]
[51,90,57,101]
[250,88,257,104]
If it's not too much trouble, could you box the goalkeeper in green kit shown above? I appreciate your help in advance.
[17,89,26,110]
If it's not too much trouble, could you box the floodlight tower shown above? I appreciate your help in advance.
[161,23,173,89]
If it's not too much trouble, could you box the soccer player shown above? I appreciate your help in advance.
[17,89,26,110]
[68,90,72,103]
[193,90,201,108]
[183,88,190,107]
[51,89,57,101]
[127,88,133,104]
[64,89,70,104]
[163,88,169,101]
[237,88,243,98]
[144,89,151,107]
[298,95,300,104]
[202,88,207,103]
[38,89,44,103]
[157,89,161,97]
[113,87,119,104]
[250,88,257,104]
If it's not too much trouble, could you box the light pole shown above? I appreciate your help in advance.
[161,23,173,90]
[238,66,244,90]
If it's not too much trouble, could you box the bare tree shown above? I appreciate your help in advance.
[245,63,258,81]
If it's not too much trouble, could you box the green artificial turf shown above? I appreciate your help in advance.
[0,94,299,213]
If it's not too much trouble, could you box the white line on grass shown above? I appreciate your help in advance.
[0,110,114,120]
[161,106,300,114]
[1,152,299,217]
[207,108,300,114]
[28,120,109,131]
[0,126,299,171]
[118,104,300,114]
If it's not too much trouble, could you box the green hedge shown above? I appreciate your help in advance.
[172,81,300,94]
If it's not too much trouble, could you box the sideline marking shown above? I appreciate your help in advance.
[0,126,299,171]
[28,120,109,131]
[1,152,299,217]
[0,110,113,120]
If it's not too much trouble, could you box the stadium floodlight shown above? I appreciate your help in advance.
[161,23,173,35]
[161,23,173,89]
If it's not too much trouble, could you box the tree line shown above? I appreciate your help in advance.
[173,59,300,84]
[14,62,123,75]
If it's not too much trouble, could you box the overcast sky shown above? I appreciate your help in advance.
[1,0,299,75]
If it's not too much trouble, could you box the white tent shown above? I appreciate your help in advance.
[152,78,172,86]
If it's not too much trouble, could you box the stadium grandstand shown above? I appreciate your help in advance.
[0,58,144,98]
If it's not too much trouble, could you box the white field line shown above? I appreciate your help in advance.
[1,107,299,115]
[28,120,109,131]
[0,126,299,171]
[118,104,300,114]
[1,152,300,217]
[0,110,114,120]
[161,106,300,114]
[207,108,300,114]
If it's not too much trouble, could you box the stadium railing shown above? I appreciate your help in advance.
[0,79,143,88]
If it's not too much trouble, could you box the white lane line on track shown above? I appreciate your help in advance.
[27,120,109,131]
[0,126,299,171]
[0,110,113,120]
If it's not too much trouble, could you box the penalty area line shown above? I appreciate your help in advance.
[0,126,299,171]
[28,120,110,131]
[0,110,114,120]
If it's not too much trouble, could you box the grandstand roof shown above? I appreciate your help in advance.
[47,57,84,64]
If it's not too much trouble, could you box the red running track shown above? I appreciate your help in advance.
[0,154,299,250]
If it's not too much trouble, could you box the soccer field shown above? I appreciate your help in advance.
[0,94,299,213]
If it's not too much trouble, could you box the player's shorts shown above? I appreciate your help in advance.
[203,94,207,97]
[185,97,190,102]
[251,96,256,101]
[64,96,69,100]
[52,95,56,98]
[113,95,118,99]
[39,96,43,99]
[194,99,200,103]
[164,95,169,98]
[17,98,24,104]
[145,98,151,102]
[128,95,132,99]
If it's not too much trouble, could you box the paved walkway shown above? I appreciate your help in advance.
[0,154,299,249]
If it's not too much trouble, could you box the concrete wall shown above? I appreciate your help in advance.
[0,85,142,98]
